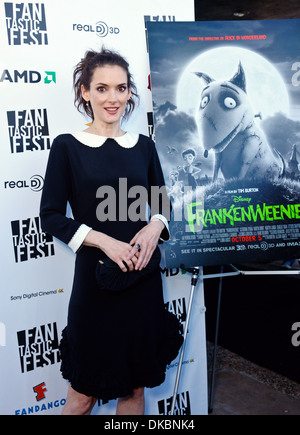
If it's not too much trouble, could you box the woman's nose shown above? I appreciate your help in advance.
[107,89,117,103]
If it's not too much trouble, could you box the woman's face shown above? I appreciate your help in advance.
[82,64,131,128]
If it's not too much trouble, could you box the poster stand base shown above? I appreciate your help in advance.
[169,263,300,416]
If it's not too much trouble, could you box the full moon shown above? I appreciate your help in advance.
[176,46,290,120]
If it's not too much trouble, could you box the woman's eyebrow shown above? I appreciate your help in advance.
[95,82,127,86]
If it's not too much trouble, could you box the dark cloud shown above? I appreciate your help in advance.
[262,112,300,157]
[154,102,214,183]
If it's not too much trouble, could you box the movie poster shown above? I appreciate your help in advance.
[147,19,300,268]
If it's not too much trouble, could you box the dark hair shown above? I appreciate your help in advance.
[182,148,196,158]
[73,48,139,120]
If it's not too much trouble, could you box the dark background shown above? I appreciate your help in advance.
[195,0,300,21]
[193,0,300,383]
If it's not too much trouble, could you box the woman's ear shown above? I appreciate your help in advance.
[81,84,90,102]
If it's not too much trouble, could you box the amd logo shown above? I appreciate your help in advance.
[0,69,56,84]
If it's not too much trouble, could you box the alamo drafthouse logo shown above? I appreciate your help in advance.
[4,2,48,45]
[11,216,55,263]
[17,322,60,373]
[7,108,50,153]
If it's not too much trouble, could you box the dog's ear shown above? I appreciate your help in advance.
[193,72,215,84]
[229,62,246,93]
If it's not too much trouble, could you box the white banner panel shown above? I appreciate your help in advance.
[0,0,207,416]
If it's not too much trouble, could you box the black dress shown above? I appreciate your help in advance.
[40,132,183,400]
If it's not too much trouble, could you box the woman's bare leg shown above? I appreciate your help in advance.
[62,384,97,415]
[116,387,145,415]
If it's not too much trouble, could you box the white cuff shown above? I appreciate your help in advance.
[68,224,92,253]
[150,214,170,241]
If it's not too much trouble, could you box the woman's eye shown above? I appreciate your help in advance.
[224,97,237,109]
[97,87,106,92]
[200,95,210,109]
[119,86,127,92]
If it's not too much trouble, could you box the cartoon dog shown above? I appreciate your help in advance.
[194,62,284,181]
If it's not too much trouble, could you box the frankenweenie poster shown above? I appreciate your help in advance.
[147,19,300,268]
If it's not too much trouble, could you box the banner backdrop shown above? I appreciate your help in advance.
[0,0,208,416]
[147,19,300,268]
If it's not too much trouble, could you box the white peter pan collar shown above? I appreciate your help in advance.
[72,131,139,149]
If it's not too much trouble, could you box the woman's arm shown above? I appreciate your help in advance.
[40,137,91,252]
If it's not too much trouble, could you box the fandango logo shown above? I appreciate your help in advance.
[15,398,66,415]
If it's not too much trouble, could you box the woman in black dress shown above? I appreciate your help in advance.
[40,48,183,415]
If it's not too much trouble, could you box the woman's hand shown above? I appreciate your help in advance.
[102,237,139,272]
[83,230,138,272]
[127,219,165,271]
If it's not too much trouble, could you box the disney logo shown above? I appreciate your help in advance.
[232,195,252,203]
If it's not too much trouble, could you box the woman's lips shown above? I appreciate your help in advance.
[105,107,119,114]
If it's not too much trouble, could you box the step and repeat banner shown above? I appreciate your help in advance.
[0,0,208,415]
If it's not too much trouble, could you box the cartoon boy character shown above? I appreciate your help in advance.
[178,148,201,189]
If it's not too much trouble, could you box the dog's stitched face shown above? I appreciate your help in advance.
[195,63,254,153]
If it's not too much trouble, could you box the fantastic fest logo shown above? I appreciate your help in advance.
[7,108,51,153]
[158,391,191,415]
[4,2,48,45]
[15,322,66,415]
[165,296,187,335]
[11,216,55,263]
[17,322,60,374]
